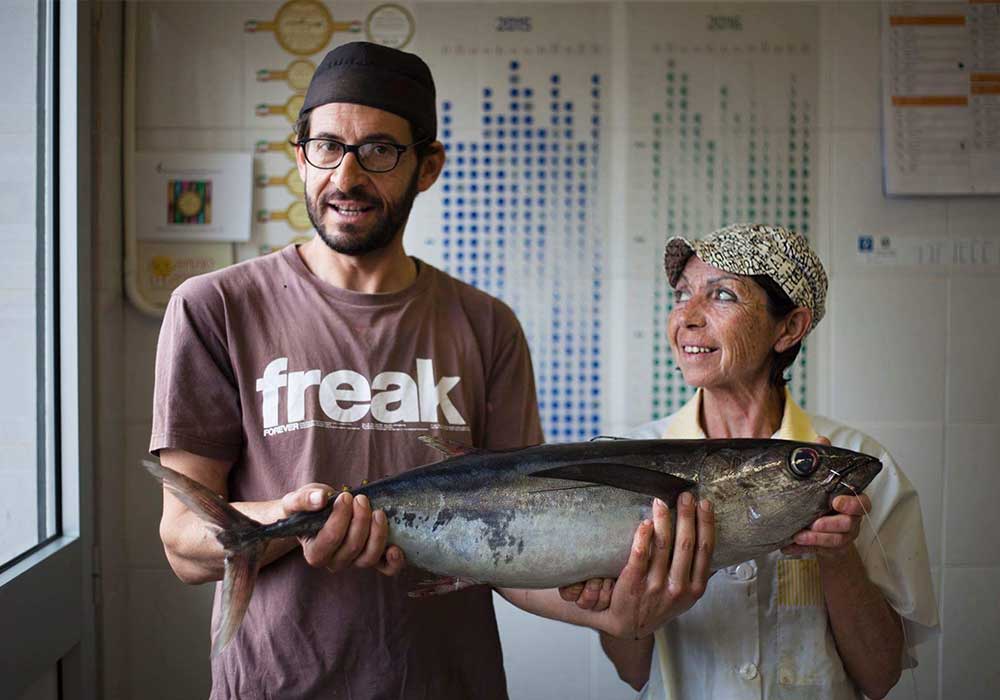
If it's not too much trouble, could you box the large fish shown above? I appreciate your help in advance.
[144,435,881,654]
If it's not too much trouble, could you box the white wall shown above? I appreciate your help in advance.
[92,2,1000,699]
[818,4,999,699]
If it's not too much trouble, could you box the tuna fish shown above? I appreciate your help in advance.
[143,435,881,655]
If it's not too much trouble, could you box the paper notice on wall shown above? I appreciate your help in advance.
[135,152,253,241]
[136,241,235,305]
[882,2,1000,194]
[856,233,1000,267]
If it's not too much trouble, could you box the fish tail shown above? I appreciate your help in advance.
[142,460,266,656]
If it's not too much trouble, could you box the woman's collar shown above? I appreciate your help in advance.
[662,387,818,442]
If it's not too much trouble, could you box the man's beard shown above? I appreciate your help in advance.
[306,169,420,256]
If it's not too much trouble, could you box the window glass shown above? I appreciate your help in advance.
[0,0,56,568]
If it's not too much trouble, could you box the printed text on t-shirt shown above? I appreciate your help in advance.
[256,357,469,436]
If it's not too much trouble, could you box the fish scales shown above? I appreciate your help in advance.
[143,436,882,654]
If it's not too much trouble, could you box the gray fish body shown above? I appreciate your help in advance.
[354,439,882,588]
[366,463,651,588]
[144,437,881,654]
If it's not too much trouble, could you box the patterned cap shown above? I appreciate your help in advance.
[663,223,828,331]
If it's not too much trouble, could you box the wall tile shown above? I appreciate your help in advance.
[944,424,1000,566]
[136,127,246,153]
[829,275,947,422]
[862,422,944,566]
[947,276,1000,424]
[888,566,941,700]
[828,130,948,274]
[135,3,245,129]
[124,306,162,425]
[946,198,1000,240]
[125,421,167,569]
[941,566,1000,698]
[827,1,881,131]
[494,594,596,699]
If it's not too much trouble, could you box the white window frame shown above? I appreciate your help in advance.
[0,2,95,697]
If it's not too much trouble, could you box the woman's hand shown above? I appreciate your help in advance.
[782,435,871,560]
[781,492,871,560]
[562,493,716,638]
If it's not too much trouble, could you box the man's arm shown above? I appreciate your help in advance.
[157,448,405,584]
[785,493,903,699]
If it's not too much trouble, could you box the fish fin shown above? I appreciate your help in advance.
[418,434,482,458]
[212,543,264,656]
[142,460,260,538]
[408,576,482,598]
[531,463,696,506]
[142,460,266,655]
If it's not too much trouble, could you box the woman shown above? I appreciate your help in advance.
[564,223,938,700]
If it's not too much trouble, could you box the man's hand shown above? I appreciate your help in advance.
[281,485,406,576]
[561,493,716,639]
[558,577,615,612]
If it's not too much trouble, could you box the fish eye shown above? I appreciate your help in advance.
[789,447,820,478]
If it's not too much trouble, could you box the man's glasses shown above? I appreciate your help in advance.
[297,137,428,173]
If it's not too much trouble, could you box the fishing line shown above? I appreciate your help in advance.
[840,481,920,700]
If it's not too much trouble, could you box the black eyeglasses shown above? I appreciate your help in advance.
[297,137,429,173]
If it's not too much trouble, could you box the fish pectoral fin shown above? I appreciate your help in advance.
[418,434,483,458]
[408,576,483,598]
[530,463,696,506]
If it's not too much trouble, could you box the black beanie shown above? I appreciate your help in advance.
[300,42,437,142]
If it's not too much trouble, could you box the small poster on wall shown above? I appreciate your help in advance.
[135,152,254,241]
[136,241,236,305]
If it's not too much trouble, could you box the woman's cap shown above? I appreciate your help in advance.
[664,223,828,331]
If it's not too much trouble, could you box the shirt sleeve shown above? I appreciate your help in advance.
[149,292,244,462]
[854,446,940,663]
[481,305,544,450]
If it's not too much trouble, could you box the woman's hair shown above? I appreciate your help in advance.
[751,274,802,387]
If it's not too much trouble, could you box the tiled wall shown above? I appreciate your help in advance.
[820,4,999,700]
[93,2,999,699]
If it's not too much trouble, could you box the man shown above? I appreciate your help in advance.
[150,42,546,698]
[151,41,713,699]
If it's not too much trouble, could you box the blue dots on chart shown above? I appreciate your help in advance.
[439,63,604,442]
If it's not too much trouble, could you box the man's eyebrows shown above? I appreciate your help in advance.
[310,130,404,143]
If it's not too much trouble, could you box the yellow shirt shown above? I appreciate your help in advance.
[659,387,819,443]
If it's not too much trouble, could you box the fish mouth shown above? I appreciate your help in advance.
[828,455,883,496]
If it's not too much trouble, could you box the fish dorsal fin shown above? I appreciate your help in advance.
[531,463,695,506]
[418,434,482,458]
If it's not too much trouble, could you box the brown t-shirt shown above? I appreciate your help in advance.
[150,245,543,700]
